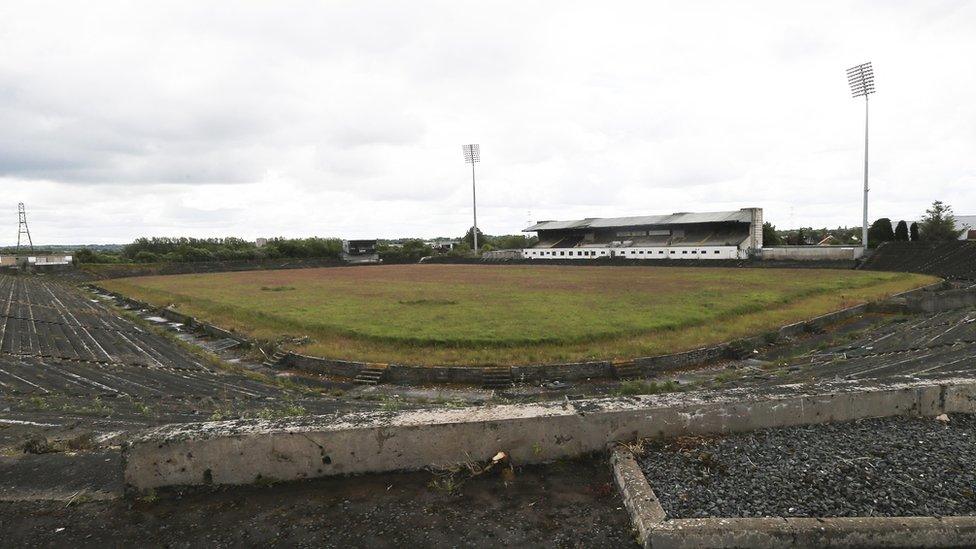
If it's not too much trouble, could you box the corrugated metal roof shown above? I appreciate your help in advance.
[955,215,976,228]
[524,210,754,232]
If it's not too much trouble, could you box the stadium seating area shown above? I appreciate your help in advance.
[861,241,976,280]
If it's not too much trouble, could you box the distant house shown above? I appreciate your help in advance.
[0,254,73,268]
[954,215,976,240]
[255,238,268,248]
[341,239,380,263]
[427,239,460,252]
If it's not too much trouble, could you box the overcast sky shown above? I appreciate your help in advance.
[1,1,974,244]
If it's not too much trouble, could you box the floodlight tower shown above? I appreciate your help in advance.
[462,144,481,252]
[16,202,33,254]
[847,61,876,249]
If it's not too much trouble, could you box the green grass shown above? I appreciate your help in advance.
[99,264,936,366]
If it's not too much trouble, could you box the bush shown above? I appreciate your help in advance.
[118,236,342,263]
[867,218,895,247]
[378,240,433,263]
[134,251,160,263]
[74,248,124,264]
[894,220,909,241]
[762,222,782,246]
[919,200,963,241]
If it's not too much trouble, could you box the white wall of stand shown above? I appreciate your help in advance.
[520,246,744,260]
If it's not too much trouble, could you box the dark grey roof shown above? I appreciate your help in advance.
[524,210,755,232]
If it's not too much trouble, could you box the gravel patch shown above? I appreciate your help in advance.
[639,414,976,518]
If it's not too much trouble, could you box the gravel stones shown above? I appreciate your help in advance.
[639,414,976,518]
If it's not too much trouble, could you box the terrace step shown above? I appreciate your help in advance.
[482,367,513,389]
[614,361,639,379]
[354,367,387,386]
[262,349,289,369]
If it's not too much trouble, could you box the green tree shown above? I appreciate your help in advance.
[461,227,486,250]
[762,222,782,246]
[73,248,97,263]
[894,220,909,241]
[792,228,808,245]
[446,242,473,257]
[134,251,160,263]
[377,240,432,263]
[491,234,536,250]
[918,200,962,241]
[867,218,895,247]
[910,222,920,241]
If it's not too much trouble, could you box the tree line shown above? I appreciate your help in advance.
[375,228,538,262]
[762,200,964,247]
[75,230,538,264]
[75,237,344,264]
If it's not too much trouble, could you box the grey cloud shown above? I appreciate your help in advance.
[0,0,973,245]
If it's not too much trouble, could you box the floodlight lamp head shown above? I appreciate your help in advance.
[462,144,480,164]
[846,62,876,98]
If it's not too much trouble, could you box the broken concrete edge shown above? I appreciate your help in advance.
[0,490,121,504]
[89,279,947,386]
[609,445,665,545]
[608,419,976,548]
[121,376,976,492]
[647,517,976,548]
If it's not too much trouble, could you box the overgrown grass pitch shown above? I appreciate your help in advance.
[101,264,935,366]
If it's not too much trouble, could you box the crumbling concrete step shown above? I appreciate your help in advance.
[206,338,240,352]
[613,361,639,379]
[262,350,288,369]
[354,367,386,385]
[482,368,512,389]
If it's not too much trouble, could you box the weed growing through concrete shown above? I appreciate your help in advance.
[131,400,154,418]
[27,395,49,410]
[137,489,158,504]
[256,403,307,420]
[380,397,403,412]
[428,475,460,495]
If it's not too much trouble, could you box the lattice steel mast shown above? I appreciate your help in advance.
[16,202,34,254]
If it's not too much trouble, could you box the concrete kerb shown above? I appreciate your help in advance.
[276,301,882,385]
[610,445,976,549]
[123,377,976,492]
[610,444,666,543]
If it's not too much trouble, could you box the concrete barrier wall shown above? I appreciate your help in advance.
[280,303,880,383]
[762,246,864,261]
[511,361,613,383]
[158,308,195,326]
[286,354,365,378]
[123,377,976,491]
[386,364,484,384]
[905,285,976,313]
[82,257,349,280]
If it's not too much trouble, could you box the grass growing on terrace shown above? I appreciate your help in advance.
[100,264,935,366]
